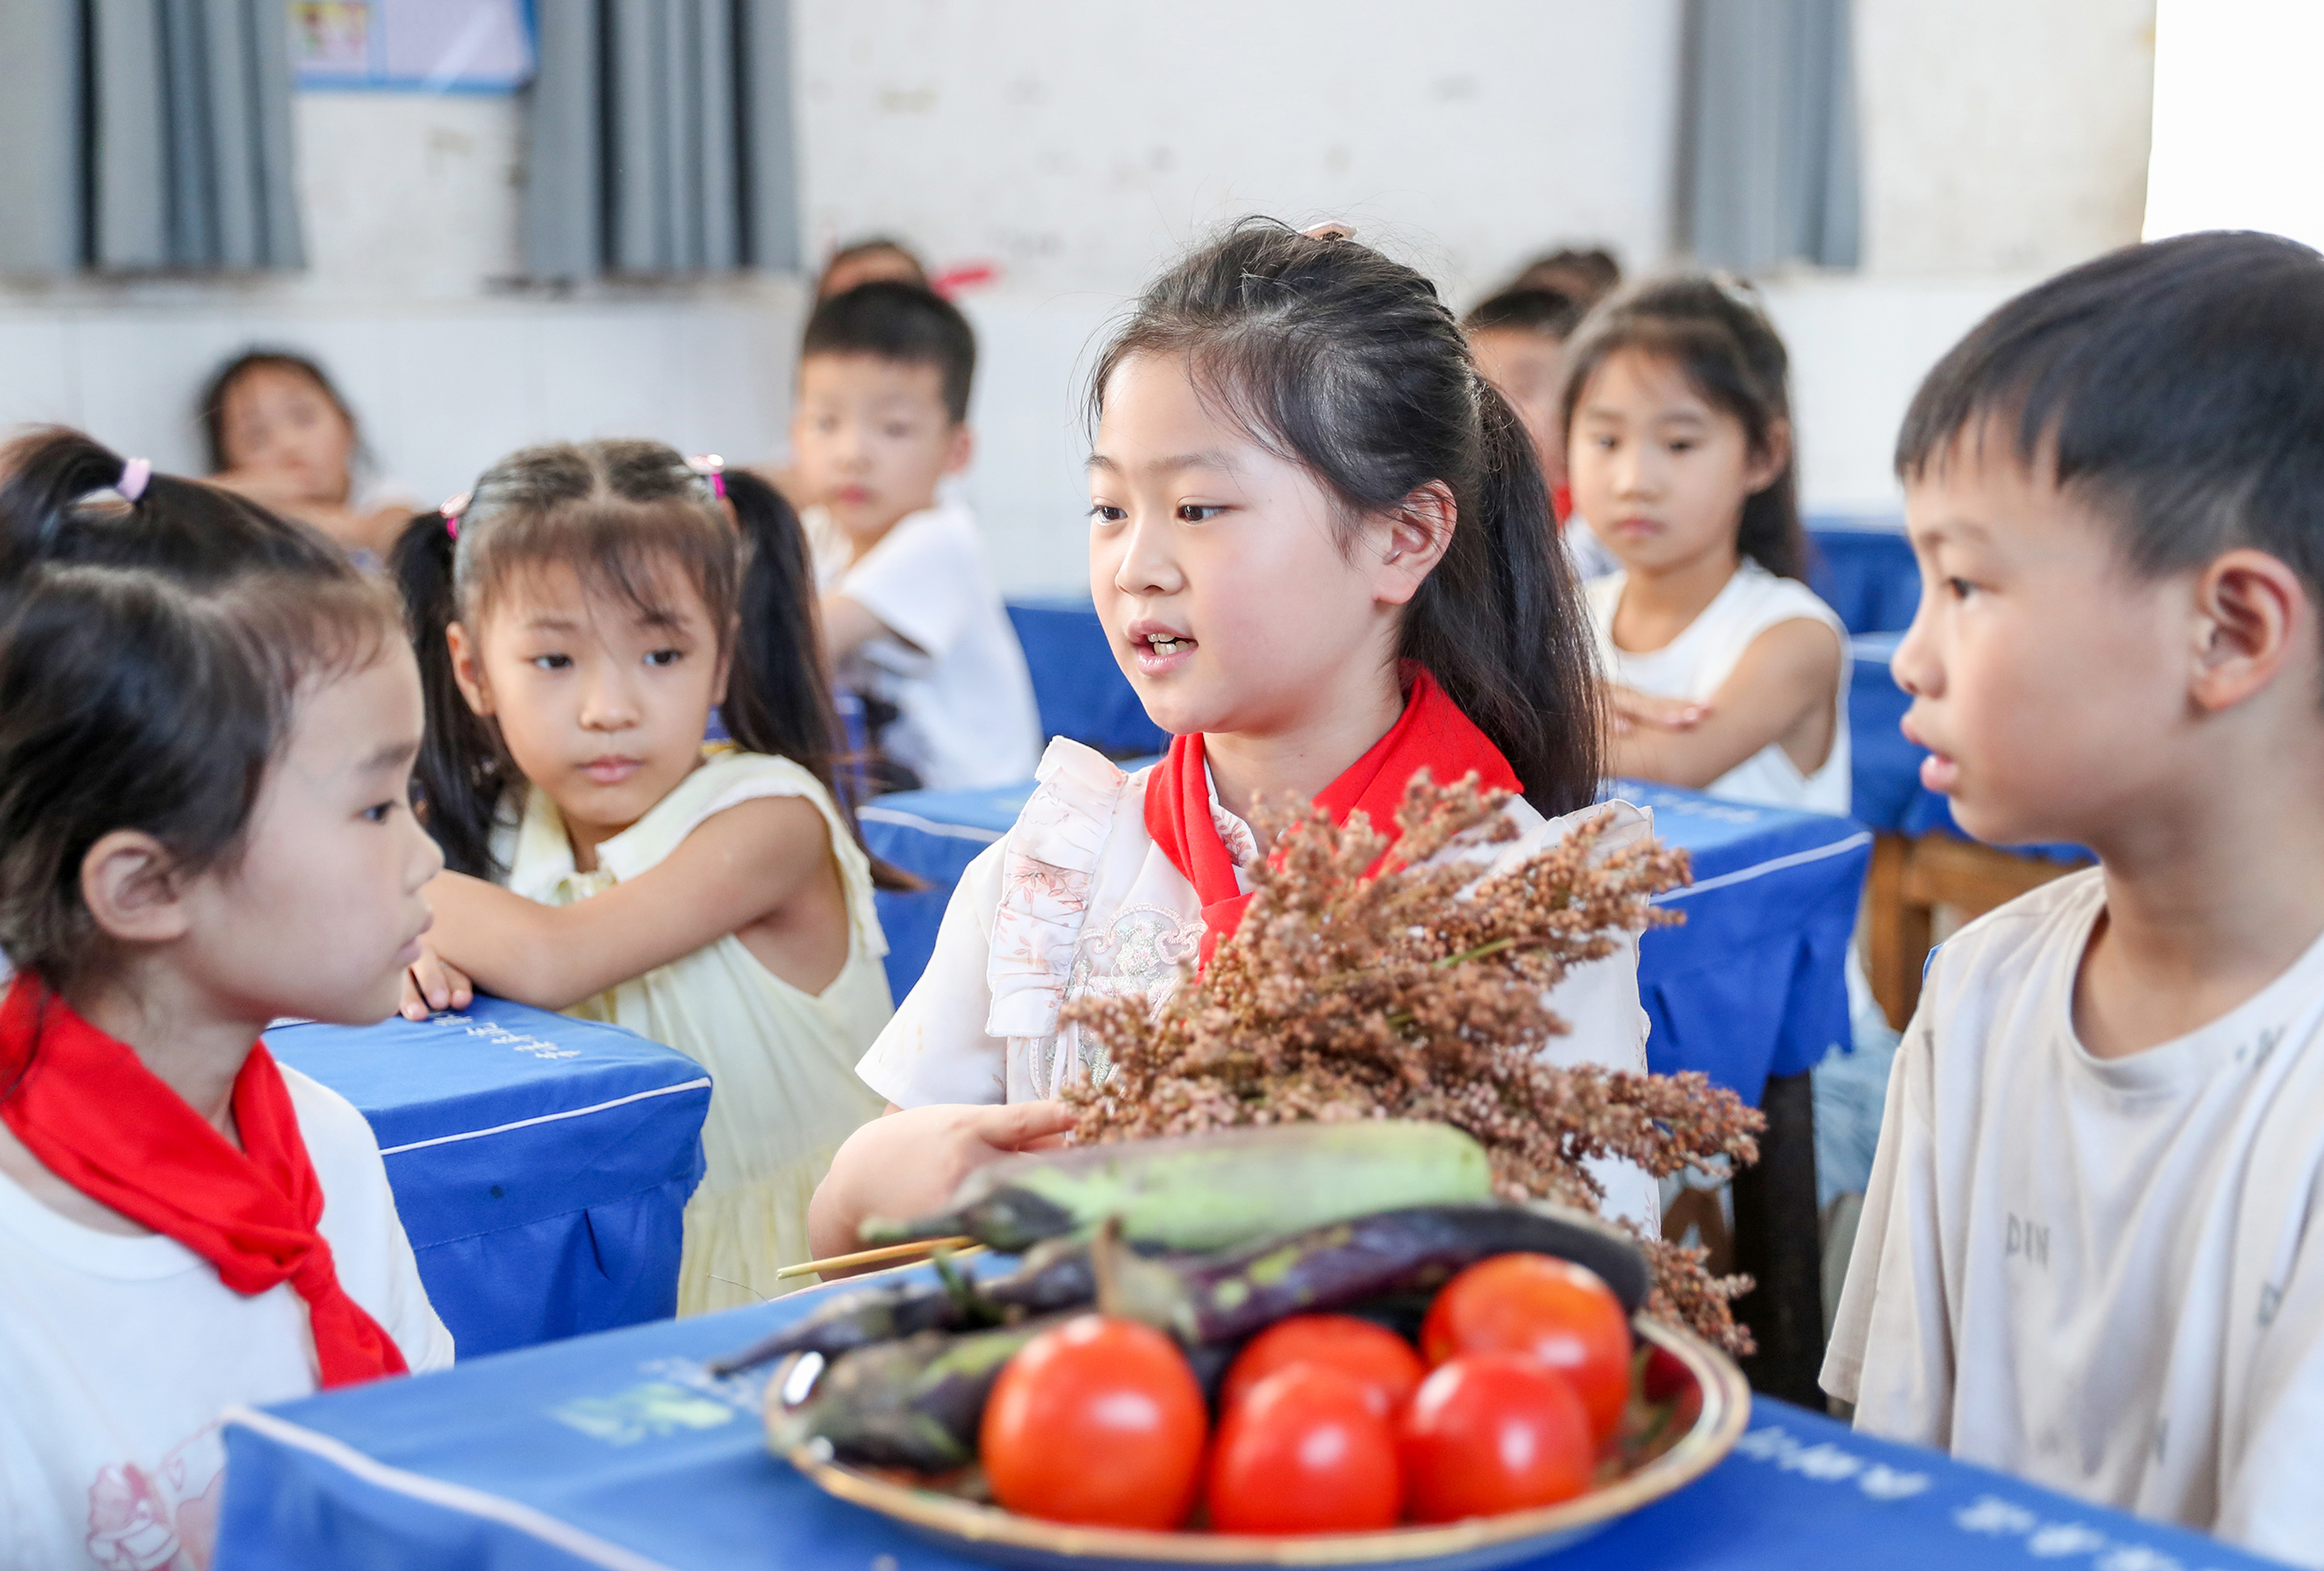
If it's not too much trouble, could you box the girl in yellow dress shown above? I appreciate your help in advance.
[390,441,898,1314]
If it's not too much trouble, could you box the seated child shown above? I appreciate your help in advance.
[0,430,450,1568]
[1565,277,1848,816]
[201,349,417,565]
[1824,231,2324,1562]
[393,443,897,1312]
[810,221,1657,1256]
[790,280,1042,792]
[1463,286,1616,579]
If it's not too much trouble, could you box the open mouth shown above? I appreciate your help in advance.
[1127,623,1198,676]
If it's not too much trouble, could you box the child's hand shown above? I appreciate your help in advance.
[400,939,476,1021]
[807,1100,1079,1264]
[1607,684,1711,735]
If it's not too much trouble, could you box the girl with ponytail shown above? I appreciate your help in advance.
[387,440,894,1313]
[813,220,1657,1257]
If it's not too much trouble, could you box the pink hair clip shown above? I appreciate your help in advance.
[686,454,727,500]
[439,491,471,542]
[117,458,152,502]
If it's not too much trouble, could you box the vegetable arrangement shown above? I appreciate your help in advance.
[1060,775,1768,1353]
[757,1124,1724,1539]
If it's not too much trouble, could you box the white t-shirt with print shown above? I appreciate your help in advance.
[856,738,1662,1229]
[0,1065,453,1571]
[1823,868,2324,1565]
[806,500,1042,793]
[1586,559,1850,817]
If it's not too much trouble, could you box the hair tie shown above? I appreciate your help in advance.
[117,458,151,503]
[686,454,728,500]
[439,491,471,542]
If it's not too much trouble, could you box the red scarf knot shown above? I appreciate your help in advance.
[0,974,408,1389]
[1142,668,1521,970]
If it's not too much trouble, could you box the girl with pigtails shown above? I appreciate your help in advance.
[388,441,900,1313]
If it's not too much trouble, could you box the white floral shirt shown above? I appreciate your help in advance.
[855,738,1661,1226]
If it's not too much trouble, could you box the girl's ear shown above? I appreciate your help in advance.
[80,831,194,946]
[1371,481,1458,608]
[1747,417,1793,494]
[445,621,494,717]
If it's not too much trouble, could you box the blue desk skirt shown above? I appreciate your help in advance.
[862,776,1870,1108]
[265,998,711,1358]
[217,1262,2280,1570]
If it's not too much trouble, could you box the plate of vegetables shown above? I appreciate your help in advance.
[734,1122,1749,1571]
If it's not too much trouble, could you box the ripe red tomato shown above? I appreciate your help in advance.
[1419,1254,1633,1441]
[1218,1315,1427,1421]
[1207,1365,1402,1534]
[981,1315,1208,1529]
[1398,1354,1595,1522]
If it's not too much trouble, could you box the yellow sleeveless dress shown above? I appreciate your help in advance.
[499,749,893,1315]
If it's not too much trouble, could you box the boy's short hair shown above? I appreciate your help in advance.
[1464,287,1583,341]
[801,281,976,424]
[1898,231,2324,611]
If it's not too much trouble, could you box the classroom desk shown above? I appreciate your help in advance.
[216,1261,2291,1571]
[1848,634,2092,1029]
[862,776,1869,1405]
[264,997,712,1358]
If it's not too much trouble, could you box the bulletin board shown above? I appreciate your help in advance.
[290,0,536,93]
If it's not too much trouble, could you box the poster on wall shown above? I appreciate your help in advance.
[290,0,535,92]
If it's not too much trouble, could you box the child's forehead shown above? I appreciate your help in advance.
[484,553,713,627]
[796,350,947,406]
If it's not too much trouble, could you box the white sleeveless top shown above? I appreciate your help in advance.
[855,738,1662,1229]
[1587,560,1851,817]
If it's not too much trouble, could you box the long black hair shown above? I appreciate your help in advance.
[0,428,400,995]
[1087,219,1603,815]
[388,440,910,886]
[1559,273,1806,583]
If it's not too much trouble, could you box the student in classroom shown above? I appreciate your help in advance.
[392,442,900,1313]
[1462,285,1618,581]
[808,219,1654,1256]
[1565,275,1848,816]
[1825,231,2324,1564]
[0,431,450,1569]
[790,279,1042,792]
[201,349,419,567]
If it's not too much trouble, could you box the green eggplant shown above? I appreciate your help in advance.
[863,1121,1495,1253]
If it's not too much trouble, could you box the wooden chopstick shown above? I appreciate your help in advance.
[773,1235,980,1280]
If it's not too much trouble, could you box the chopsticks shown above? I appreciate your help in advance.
[772,1235,981,1281]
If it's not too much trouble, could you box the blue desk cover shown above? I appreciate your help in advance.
[863,777,1869,1108]
[1849,634,2091,865]
[217,1262,2289,1570]
[1806,517,1918,636]
[265,997,712,1358]
[1005,596,1168,759]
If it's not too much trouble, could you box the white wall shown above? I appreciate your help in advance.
[0,0,2156,584]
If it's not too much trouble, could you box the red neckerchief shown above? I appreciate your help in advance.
[1143,668,1522,969]
[0,974,408,1388]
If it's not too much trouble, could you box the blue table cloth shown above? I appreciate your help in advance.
[1849,634,2090,865]
[1806,517,1918,635]
[216,1262,2290,1569]
[863,777,1868,1110]
[1005,596,1168,758]
[265,997,712,1358]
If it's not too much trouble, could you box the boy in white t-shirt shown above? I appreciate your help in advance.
[1823,231,2324,1564]
[790,281,1041,792]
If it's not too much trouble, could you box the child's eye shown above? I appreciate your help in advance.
[1089,504,1127,525]
[361,801,400,825]
[884,423,914,440]
[531,652,572,671]
[644,648,685,668]
[1667,440,1697,454]
[1946,576,1978,601]
[1175,504,1225,524]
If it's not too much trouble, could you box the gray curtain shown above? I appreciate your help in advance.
[524,0,800,279]
[0,0,303,275]
[1680,0,1861,273]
